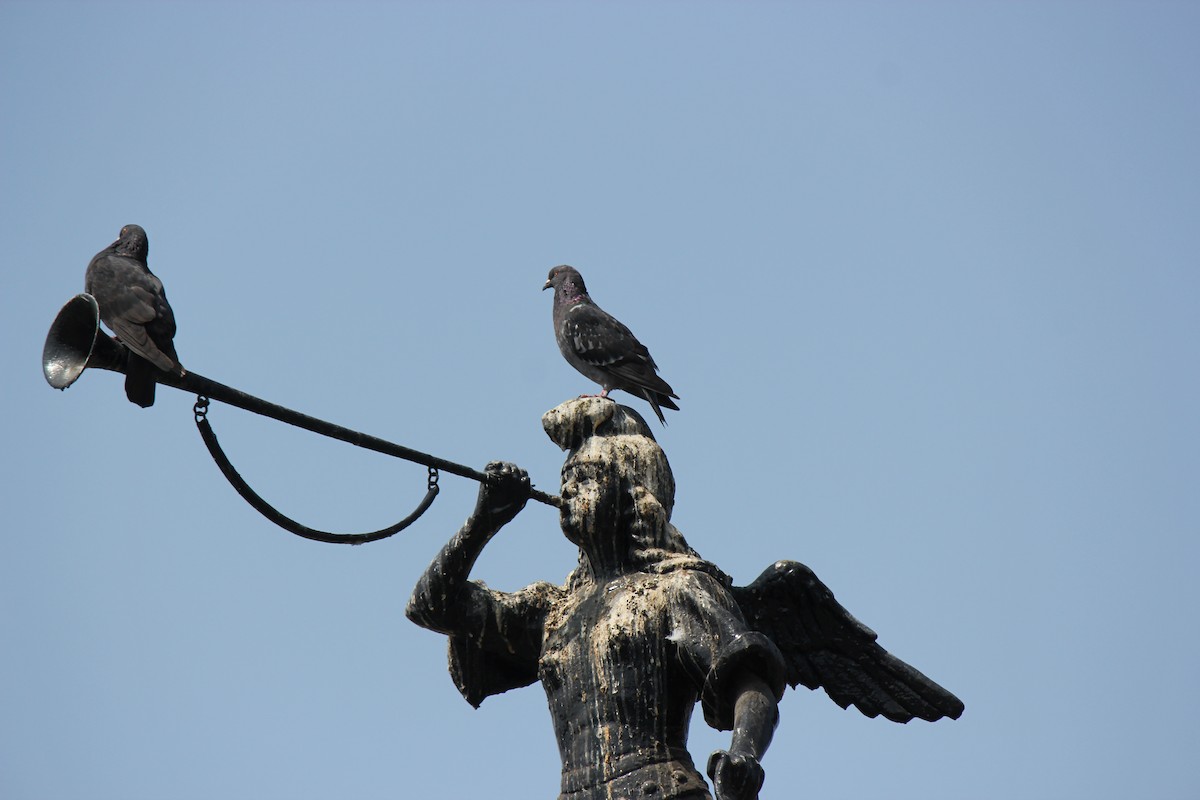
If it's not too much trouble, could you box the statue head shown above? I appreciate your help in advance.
[543,398,702,578]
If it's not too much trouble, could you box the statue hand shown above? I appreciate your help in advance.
[474,461,530,528]
[707,750,765,800]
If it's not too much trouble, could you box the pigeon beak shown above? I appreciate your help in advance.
[542,280,552,291]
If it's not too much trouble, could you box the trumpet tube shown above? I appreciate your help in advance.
[43,293,560,508]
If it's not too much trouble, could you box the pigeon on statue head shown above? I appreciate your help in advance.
[543,264,679,425]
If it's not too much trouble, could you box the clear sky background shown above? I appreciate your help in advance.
[3,2,1197,798]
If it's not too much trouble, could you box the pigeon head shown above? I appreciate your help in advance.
[113,224,149,261]
[543,264,588,301]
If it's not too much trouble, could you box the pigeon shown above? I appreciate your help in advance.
[84,224,184,407]
[543,264,679,424]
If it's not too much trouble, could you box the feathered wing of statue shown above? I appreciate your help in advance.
[731,561,964,724]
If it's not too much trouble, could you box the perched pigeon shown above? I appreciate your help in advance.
[84,224,184,407]
[544,264,679,424]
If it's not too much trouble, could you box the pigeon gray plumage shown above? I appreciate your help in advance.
[543,264,679,424]
[84,224,183,407]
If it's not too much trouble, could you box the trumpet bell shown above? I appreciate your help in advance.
[43,293,124,389]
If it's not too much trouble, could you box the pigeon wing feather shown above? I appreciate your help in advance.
[563,303,677,399]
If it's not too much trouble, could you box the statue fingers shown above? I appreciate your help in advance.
[708,750,764,800]
[477,461,531,523]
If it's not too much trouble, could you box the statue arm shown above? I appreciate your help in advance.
[670,573,786,800]
[406,462,530,636]
[707,671,779,800]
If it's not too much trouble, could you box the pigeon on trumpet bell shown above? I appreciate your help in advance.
[84,224,184,407]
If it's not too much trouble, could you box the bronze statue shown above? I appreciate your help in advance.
[408,398,963,800]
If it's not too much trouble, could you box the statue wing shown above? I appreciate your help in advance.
[730,560,964,723]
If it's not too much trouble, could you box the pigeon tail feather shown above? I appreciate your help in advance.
[124,357,157,408]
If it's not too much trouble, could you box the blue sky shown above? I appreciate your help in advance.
[3,2,1198,798]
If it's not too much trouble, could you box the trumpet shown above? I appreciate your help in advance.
[44,293,559,542]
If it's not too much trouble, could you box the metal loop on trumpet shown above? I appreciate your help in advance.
[194,396,438,545]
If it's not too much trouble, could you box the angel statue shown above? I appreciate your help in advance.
[407,398,963,800]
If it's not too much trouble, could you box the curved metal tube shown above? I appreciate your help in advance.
[196,406,439,544]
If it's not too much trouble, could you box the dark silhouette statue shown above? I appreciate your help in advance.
[407,398,963,800]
